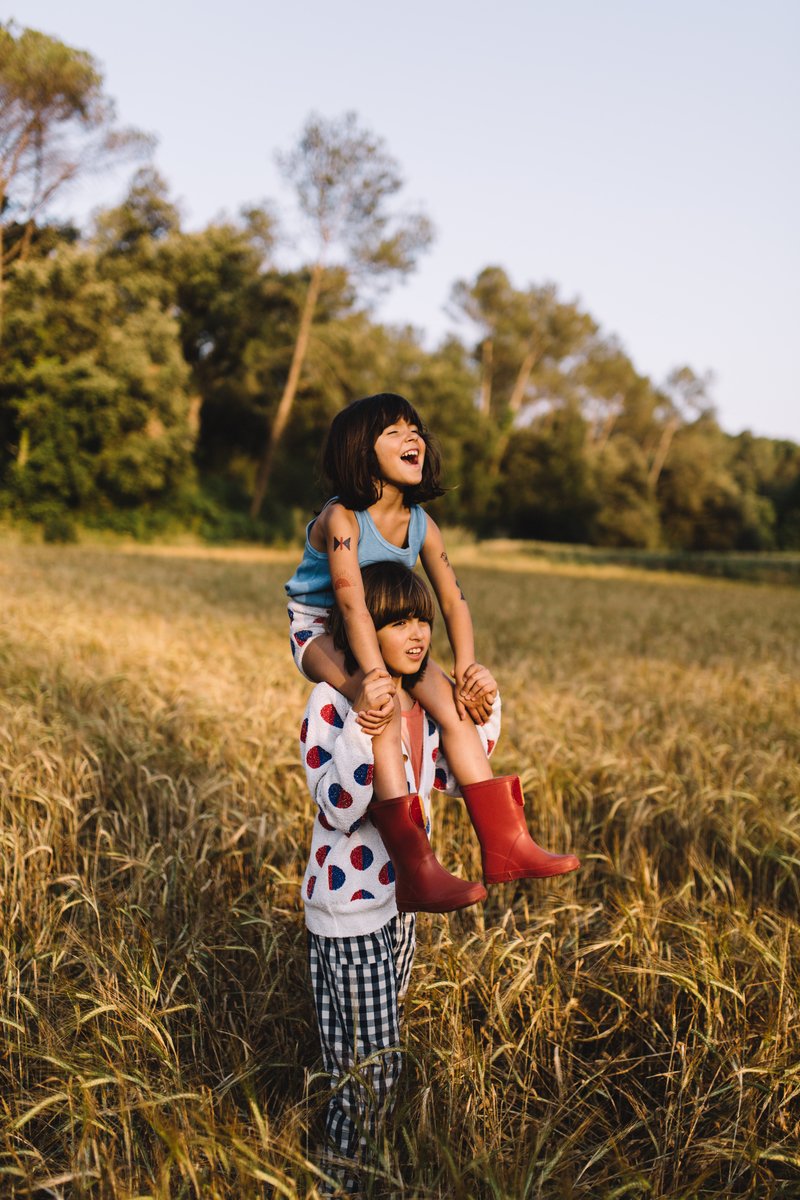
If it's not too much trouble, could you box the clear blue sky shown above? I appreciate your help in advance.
[12,0,800,441]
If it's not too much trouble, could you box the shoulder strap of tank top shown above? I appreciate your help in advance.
[409,505,428,555]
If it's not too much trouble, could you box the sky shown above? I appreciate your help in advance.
[11,0,800,441]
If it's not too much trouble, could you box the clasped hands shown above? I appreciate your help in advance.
[354,662,498,736]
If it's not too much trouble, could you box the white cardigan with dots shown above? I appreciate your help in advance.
[299,681,501,938]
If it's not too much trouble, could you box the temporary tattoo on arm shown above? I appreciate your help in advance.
[455,577,466,601]
[334,576,353,590]
[440,550,450,567]
[333,536,351,551]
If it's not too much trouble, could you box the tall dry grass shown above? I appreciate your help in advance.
[1,543,798,1198]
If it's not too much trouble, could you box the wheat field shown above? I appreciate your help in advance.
[1,540,799,1199]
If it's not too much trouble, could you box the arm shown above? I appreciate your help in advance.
[321,504,394,725]
[419,516,479,716]
[301,685,377,833]
[322,504,386,678]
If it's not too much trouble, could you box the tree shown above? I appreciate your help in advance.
[648,365,712,489]
[450,266,511,416]
[249,111,434,516]
[451,267,598,474]
[0,21,150,338]
[0,239,194,529]
[496,404,600,542]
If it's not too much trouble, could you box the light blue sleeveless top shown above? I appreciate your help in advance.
[285,500,428,608]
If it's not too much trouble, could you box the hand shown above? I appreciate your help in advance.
[453,663,498,725]
[354,668,396,736]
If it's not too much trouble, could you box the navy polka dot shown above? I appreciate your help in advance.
[328,865,346,891]
[328,783,353,809]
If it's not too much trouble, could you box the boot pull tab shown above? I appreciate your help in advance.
[511,778,524,807]
[410,796,426,828]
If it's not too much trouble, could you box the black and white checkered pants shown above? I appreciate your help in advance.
[307,912,416,1195]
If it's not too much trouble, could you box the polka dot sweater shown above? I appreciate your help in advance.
[300,682,502,937]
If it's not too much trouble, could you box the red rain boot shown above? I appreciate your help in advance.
[369,793,487,913]
[460,775,580,884]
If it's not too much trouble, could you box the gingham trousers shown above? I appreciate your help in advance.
[307,912,416,1194]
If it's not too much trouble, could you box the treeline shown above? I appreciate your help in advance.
[0,26,798,549]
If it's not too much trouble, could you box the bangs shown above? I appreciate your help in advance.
[370,394,425,436]
[366,564,436,631]
[327,562,436,677]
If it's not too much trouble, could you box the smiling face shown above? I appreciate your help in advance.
[372,418,425,490]
[376,615,431,680]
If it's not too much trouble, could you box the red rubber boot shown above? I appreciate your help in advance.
[460,775,580,883]
[369,793,487,913]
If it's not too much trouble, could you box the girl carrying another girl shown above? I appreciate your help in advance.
[301,561,500,1194]
[286,392,579,905]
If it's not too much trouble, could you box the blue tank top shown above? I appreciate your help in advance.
[285,501,428,607]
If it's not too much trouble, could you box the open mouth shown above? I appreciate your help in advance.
[400,449,420,466]
[405,646,424,659]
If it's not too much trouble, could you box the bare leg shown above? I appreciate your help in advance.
[371,697,408,801]
[305,634,407,797]
[302,633,364,702]
[409,663,492,786]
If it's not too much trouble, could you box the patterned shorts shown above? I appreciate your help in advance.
[307,913,416,1194]
[287,600,331,681]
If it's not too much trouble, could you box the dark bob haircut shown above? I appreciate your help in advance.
[326,562,435,687]
[321,393,446,511]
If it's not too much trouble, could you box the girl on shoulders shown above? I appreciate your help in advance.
[286,392,579,892]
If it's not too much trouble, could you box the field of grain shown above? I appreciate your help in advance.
[1,541,799,1199]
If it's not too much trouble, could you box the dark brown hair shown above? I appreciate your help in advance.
[321,393,445,510]
[326,562,435,686]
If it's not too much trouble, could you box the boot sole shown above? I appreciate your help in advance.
[484,860,580,883]
[397,886,487,913]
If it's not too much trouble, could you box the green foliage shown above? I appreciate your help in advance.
[496,407,600,542]
[656,418,776,551]
[588,434,661,549]
[0,243,195,522]
[0,20,150,331]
